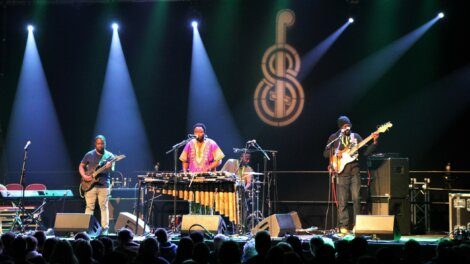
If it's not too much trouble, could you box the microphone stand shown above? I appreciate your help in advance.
[251,142,274,216]
[325,131,343,232]
[11,145,29,232]
[165,136,193,232]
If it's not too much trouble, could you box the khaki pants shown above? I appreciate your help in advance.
[85,187,110,229]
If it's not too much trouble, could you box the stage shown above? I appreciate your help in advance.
[1,1,470,263]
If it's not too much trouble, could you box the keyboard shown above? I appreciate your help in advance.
[0,190,73,198]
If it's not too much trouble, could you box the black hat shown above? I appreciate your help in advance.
[337,116,352,129]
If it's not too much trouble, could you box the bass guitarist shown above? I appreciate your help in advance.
[323,116,379,234]
[79,135,115,235]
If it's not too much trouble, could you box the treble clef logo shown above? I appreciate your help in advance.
[254,9,304,127]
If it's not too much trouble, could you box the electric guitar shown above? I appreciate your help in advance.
[79,154,126,195]
[330,122,392,174]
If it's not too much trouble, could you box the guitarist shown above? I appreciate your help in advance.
[323,116,379,234]
[79,135,115,235]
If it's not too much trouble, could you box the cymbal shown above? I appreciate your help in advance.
[233,148,257,153]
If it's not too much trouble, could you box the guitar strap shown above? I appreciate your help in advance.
[341,133,355,148]
[98,151,108,166]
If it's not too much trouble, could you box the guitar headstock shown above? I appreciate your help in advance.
[376,122,393,133]
[113,155,126,162]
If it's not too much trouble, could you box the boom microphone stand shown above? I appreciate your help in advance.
[10,141,31,232]
[166,135,194,232]
[325,131,344,232]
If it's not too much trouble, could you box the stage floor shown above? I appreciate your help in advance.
[50,232,447,245]
[107,232,448,246]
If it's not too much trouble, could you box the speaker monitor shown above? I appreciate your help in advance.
[354,215,400,240]
[289,211,302,229]
[114,212,150,236]
[54,213,101,236]
[251,213,296,237]
[371,197,411,235]
[180,215,225,234]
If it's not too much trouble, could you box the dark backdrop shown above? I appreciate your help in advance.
[1,0,469,230]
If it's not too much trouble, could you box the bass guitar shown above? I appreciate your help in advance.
[79,154,126,195]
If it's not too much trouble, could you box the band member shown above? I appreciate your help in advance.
[323,116,378,233]
[237,152,253,189]
[179,123,224,214]
[79,135,115,234]
[179,123,225,172]
[222,152,253,189]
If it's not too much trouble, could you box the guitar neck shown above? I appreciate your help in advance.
[347,122,391,154]
[351,133,375,153]
[93,159,114,176]
[91,155,125,177]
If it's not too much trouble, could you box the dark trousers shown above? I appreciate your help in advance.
[336,173,361,228]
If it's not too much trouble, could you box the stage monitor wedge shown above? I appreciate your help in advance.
[54,213,101,236]
[180,215,226,235]
[251,213,296,237]
[354,215,400,240]
[114,212,150,236]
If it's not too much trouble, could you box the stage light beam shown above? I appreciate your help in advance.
[95,23,153,176]
[314,13,443,110]
[438,12,444,19]
[348,18,354,23]
[112,23,119,31]
[187,22,242,155]
[191,21,198,28]
[4,23,71,180]
[299,20,353,81]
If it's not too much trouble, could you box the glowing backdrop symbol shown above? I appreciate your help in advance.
[254,9,304,127]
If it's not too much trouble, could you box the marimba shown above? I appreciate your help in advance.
[143,172,240,224]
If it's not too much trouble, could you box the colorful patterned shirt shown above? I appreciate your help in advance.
[179,138,225,172]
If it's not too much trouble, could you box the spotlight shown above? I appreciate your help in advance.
[191,21,198,28]
[348,18,354,23]
[112,23,119,30]
[27,25,34,32]
[438,12,444,19]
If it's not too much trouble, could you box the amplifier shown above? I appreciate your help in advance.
[368,157,409,198]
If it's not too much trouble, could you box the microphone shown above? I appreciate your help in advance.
[247,139,256,145]
[341,127,350,133]
[187,134,196,139]
[24,141,31,150]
